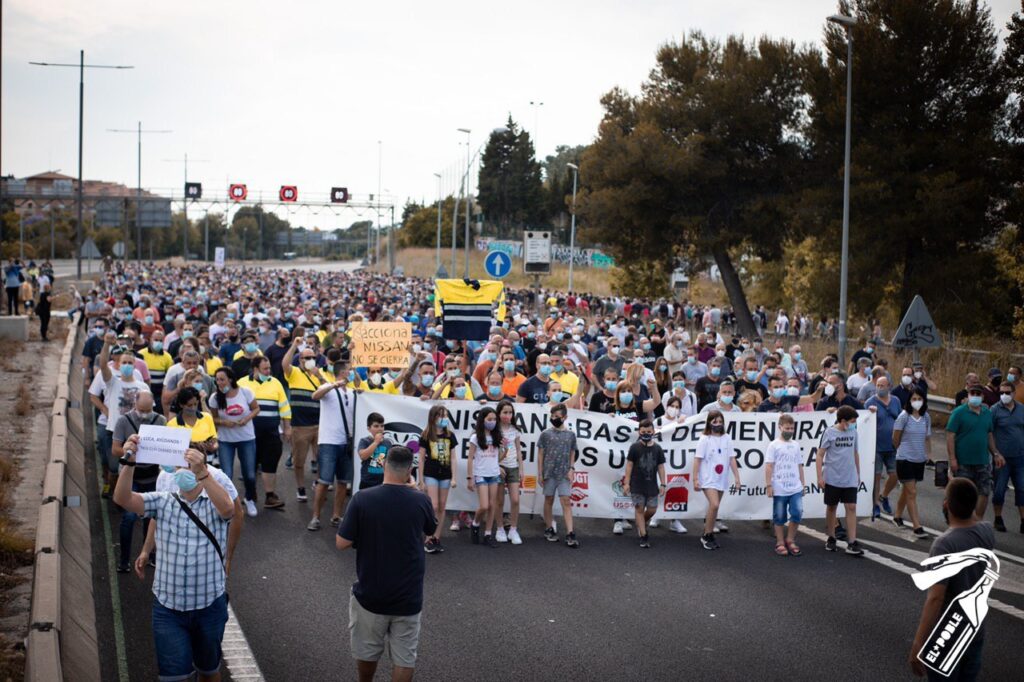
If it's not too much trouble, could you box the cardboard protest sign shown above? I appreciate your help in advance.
[349,322,412,368]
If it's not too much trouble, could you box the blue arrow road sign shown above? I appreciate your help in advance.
[484,250,512,279]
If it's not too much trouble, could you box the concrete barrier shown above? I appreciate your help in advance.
[25,630,62,681]
[0,314,29,341]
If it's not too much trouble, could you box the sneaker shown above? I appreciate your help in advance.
[565,532,579,548]
[640,535,650,549]
[435,539,446,553]
[285,455,293,469]
[700,533,715,550]
[613,521,624,535]
[102,483,111,499]
[994,516,1006,532]
[496,528,508,543]
[296,487,308,502]
[330,516,342,527]
[713,521,728,533]
[264,492,285,509]
[425,537,439,554]
[621,519,633,530]
[649,519,660,528]
[509,528,523,545]
[449,517,461,532]
[471,524,481,545]
[306,518,321,531]
[670,520,688,534]
[245,500,258,517]
[116,561,130,573]
[845,540,864,556]
[825,536,837,552]
[485,534,498,548]
[872,504,881,520]
[544,527,558,542]
[880,496,893,515]
[912,527,928,538]
[892,516,905,529]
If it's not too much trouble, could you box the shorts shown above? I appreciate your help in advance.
[875,451,897,475]
[317,443,353,486]
[543,477,571,498]
[631,493,659,509]
[772,492,804,525]
[823,484,858,506]
[474,475,501,485]
[290,425,319,462]
[896,460,926,482]
[500,465,521,484]
[349,594,421,669]
[955,463,993,498]
[152,593,228,681]
[422,476,451,490]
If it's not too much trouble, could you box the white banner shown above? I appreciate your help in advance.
[353,393,876,520]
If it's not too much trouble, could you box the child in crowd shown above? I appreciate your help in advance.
[537,403,579,548]
[816,405,864,556]
[356,412,392,490]
[693,409,740,550]
[623,419,667,548]
[467,407,503,547]
[494,400,524,545]
[765,413,805,556]
[417,404,458,554]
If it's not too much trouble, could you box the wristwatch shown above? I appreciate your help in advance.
[118,457,136,466]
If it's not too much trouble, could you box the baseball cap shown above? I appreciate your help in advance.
[988,368,1003,379]
[967,385,985,395]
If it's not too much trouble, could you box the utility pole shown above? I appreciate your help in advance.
[108,122,172,262]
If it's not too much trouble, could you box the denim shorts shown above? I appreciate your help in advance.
[542,477,571,497]
[475,475,501,485]
[152,592,228,680]
[772,492,804,526]
[955,463,993,498]
[874,450,897,475]
[422,476,451,490]
[317,443,354,486]
[631,493,659,509]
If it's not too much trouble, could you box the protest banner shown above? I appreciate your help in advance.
[352,393,876,520]
[135,424,191,467]
[348,322,412,368]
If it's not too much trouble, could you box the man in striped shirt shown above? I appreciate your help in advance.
[282,335,333,502]
[114,439,234,681]
[141,329,173,415]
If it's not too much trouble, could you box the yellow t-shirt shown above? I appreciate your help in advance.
[438,384,475,400]
[550,370,579,396]
[167,412,218,443]
[205,356,224,375]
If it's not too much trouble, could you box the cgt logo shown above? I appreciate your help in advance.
[664,474,689,512]
[570,470,589,507]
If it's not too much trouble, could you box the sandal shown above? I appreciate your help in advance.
[786,540,802,557]
[775,543,789,556]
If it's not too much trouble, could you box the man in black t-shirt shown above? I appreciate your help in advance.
[338,446,437,680]
[518,353,554,404]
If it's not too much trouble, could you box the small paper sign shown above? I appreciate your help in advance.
[136,424,191,468]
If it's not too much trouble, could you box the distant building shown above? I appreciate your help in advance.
[0,171,166,221]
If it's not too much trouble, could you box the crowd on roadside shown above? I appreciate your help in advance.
[3,257,55,339]
[77,261,1017,681]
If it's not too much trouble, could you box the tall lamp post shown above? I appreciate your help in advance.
[433,172,444,275]
[455,127,509,278]
[108,122,172,262]
[566,162,579,292]
[29,51,134,279]
[828,12,857,368]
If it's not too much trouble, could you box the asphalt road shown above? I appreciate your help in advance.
[95,426,1024,681]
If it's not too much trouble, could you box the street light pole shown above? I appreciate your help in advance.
[828,12,857,369]
[108,123,172,263]
[30,51,133,278]
[460,129,472,278]
[434,172,442,274]
[567,162,579,292]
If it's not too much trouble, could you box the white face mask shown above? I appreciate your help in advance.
[370,372,382,384]
[914,371,923,380]
[1000,393,1013,405]
[824,384,837,397]
[901,375,913,386]
[911,400,924,410]
[665,406,680,418]
[303,359,317,370]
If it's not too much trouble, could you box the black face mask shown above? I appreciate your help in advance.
[709,423,724,434]
[550,416,564,428]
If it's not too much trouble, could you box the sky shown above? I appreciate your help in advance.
[2,0,1021,231]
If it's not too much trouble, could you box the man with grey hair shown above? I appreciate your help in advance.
[338,446,436,682]
[846,357,873,396]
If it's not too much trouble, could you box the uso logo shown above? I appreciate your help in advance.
[663,474,690,512]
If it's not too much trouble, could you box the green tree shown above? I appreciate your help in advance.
[399,197,464,249]
[579,33,813,335]
[542,144,587,243]
[477,116,544,238]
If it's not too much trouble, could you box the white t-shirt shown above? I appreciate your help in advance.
[89,369,143,427]
[695,434,734,491]
[155,465,238,500]
[102,374,147,432]
[499,427,520,468]
[472,435,501,478]
[318,386,355,445]
[765,440,804,496]
[206,387,256,443]
[661,389,698,417]
[699,401,742,413]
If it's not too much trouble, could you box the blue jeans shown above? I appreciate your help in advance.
[993,456,1024,508]
[317,443,353,486]
[120,479,156,564]
[97,426,115,473]
[218,440,257,502]
[772,492,804,526]
[152,593,228,681]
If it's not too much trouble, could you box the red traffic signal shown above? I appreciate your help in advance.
[229,183,247,201]
[279,185,298,202]
[330,187,349,203]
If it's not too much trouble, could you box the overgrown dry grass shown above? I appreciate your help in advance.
[0,454,32,570]
[13,385,31,417]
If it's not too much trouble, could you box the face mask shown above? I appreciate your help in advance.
[437,417,450,429]
[772,388,786,399]
[716,350,725,358]
[218,384,230,394]
[968,395,983,407]
[454,386,467,399]
[421,374,435,388]
[174,469,198,492]
[446,368,460,379]
[527,332,536,340]
[686,356,697,365]
[347,370,356,383]
[911,400,924,410]
[780,429,795,441]
[674,341,684,349]
[640,433,653,443]
[540,365,553,377]
[877,388,890,399]
[370,372,382,384]
[241,342,257,354]
[446,340,456,350]
[794,352,802,361]
[824,384,837,397]
[847,422,857,432]
[120,364,134,378]
[481,352,495,363]
[161,465,176,474]
[901,375,913,386]
[1008,373,1017,383]
[144,315,154,325]
[666,406,680,418]
[1001,393,1013,405]
[573,334,581,342]
[642,343,652,351]
[488,385,503,397]
[151,341,163,352]
[710,367,721,377]
[303,359,317,370]
[745,371,758,382]
[709,423,724,434]
[608,346,619,356]
[786,386,800,397]
[914,371,923,380]
[550,416,564,428]
[720,395,734,405]
[484,419,497,429]
[503,360,516,374]
[257,373,271,383]
[191,381,204,392]
[672,380,685,391]
[537,342,548,351]
[619,392,634,406]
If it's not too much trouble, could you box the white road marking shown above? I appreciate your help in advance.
[876,512,1024,567]
[223,603,265,681]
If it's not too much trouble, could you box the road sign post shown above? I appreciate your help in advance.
[891,295,942,362]
[523,231,551,275]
